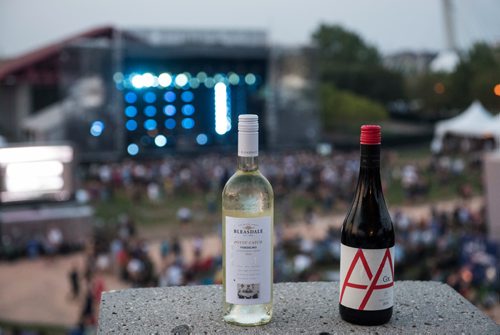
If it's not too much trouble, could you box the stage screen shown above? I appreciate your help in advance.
[0,145,74,204]
[119,53,267,156]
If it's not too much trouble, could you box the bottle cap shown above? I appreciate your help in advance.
[238,114,258,133]
[360,125,381,145]
[238,114,259,157]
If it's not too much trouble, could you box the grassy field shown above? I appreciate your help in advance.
[384,147,483,205]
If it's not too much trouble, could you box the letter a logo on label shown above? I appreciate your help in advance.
[339,245,394,311]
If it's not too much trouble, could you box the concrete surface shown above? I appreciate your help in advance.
[98,281,499,334]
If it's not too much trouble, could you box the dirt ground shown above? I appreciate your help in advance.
[0,196,497,328]
[0,253,128,327]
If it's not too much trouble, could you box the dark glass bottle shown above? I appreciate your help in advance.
[339,125,395,325]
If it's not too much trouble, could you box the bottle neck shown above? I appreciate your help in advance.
[238,156,258,172]
[237,129,259,172]
[357,144,382,192]
[360,144,380,169]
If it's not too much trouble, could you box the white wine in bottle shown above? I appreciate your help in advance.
[222,114,274,326]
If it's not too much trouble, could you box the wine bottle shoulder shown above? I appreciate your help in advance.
[341,177,394,248]
[223,170,273,195]
[341,212,394,248]
[222,170,273,214]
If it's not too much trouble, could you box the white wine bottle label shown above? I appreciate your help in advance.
[238,132,258,157]
[339,244,394,311]
[225,216,271,305]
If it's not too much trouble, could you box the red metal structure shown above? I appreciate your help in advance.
[0,26,117,85]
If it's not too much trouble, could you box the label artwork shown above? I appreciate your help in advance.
[225,216,271,305]
[339,244,394,311]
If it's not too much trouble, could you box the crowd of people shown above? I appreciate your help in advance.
[0,225,82,261]
[81,150,479,211]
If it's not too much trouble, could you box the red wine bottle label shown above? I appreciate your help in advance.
[225,216,272,305]
[339,244,394,311]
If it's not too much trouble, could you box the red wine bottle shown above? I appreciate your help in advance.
[339,125,395,325]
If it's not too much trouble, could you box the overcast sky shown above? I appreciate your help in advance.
[0,0,499,58]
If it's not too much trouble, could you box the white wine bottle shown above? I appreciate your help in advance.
[222,114,274,326]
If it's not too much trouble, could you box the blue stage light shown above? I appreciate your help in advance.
[189,78,200,89]
[175,73,189,87]
[196,72,207,82]
[144,119,158,131]
[113,72,124,84]
[228,73,240,85]
[154,135,167,147]
[144,105,157,117]
[214,82,230,135]
[142,73,155,88]
[181,118,195,129]
[126,119,138,131]
[196,133,208,145]
[127,143,139,156]
[158,73,173,87]
[164,91,176,103]
[181,91,194,103]
[90,121,104,137]
[204,77,215,88]
[131,74,145,89]
[125,92,137,103]
[143,92,157,103]
[245,73,256,85]
[214,73,225,83]
[165,118,176,129]
[125,106,138,117]
[164,105,176,116]
[182,104,195,116]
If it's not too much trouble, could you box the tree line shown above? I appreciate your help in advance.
[313,24,500,131]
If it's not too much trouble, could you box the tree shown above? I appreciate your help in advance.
[438,43,500,113]
[312,24,380,66]
[465,43,500,111]
[320,84,388,132]
[406,43,500,118]
[312,24,404,103]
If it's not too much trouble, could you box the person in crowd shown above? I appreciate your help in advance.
[45,227,63,259]
[68,264,80,300]
[80,289,94,327]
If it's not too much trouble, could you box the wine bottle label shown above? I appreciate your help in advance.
[225,216,271,305]
[339,244,394,311]
[238,132,258,157]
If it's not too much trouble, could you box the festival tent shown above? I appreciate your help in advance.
[484,113,500,149]
[431,100,495,152]
[484,113,500,133]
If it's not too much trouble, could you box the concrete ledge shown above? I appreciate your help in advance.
[98,281,498,334]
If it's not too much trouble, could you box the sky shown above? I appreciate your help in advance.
[0,0,499,58]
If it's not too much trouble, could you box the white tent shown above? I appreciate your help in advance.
[484,113,500,135]
[431,101,496,152]
[484,113,500,151]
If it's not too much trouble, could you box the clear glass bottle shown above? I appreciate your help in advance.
[222,114,274,326]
